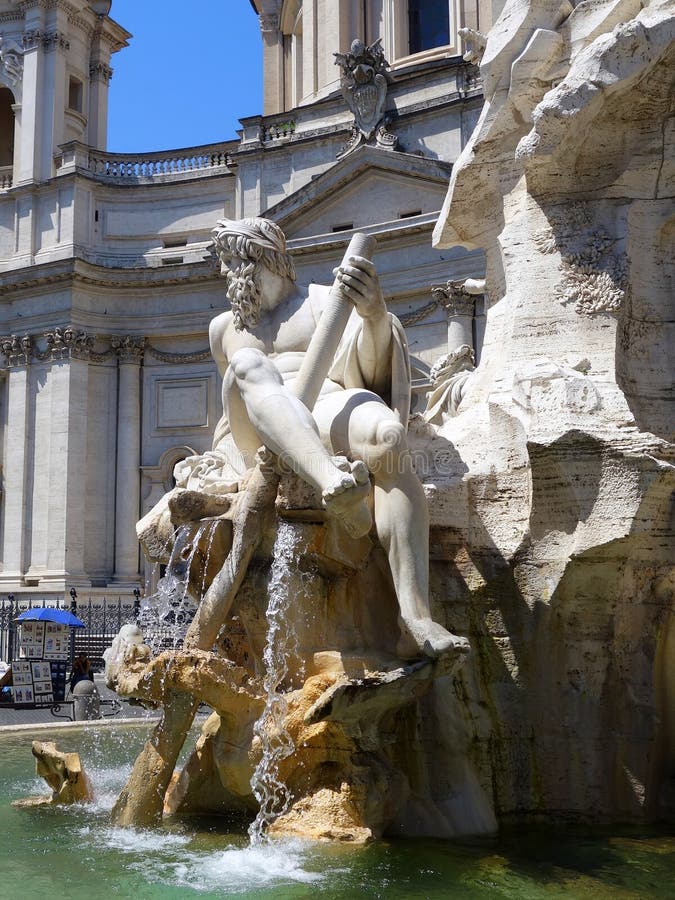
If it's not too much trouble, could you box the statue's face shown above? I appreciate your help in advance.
[221,252,263,331]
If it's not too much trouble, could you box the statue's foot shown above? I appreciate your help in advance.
[397,616,471,661]
[322,460,372,538]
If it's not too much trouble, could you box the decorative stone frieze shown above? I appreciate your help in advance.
[89,61,113,83]
[0,334,32,367]
[334,38,397,159]
[111,335,145,362]
[0,35,24,85]
[145,345,211,364]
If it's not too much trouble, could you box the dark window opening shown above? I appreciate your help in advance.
[399,209,422,219]
[0,87,16,167]
[332,223,353,232]
[408,0,450,54]
[163,237,188,248]
[68,76,83,113]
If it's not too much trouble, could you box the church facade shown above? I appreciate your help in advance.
[0,0,499,603]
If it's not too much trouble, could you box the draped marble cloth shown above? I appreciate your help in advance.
[174,301,411,496]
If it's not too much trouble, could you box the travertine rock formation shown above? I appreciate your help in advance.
[13,740,93,807]
[431,0,675,822]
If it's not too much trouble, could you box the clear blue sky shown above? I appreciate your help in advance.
[107,1,263,152]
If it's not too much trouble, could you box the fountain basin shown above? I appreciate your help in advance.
[3,723,675,898]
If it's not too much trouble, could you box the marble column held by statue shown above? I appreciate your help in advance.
[111,337,143,586]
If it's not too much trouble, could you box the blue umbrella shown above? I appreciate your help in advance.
[15,608,85,628]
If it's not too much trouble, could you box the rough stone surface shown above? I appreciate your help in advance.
[431,0,675,823]
[13,740,93,807]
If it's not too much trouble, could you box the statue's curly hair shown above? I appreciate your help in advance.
[212,217,296,282]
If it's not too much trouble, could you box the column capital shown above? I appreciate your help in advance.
[432,282,478,317]
[42,31,70,53]
[259,13,280,32]
[38,326,94,361]
[0,334,32,367]
[112,335,145,362]
[89,61,113,83]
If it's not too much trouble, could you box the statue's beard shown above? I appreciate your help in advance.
[225,263,262,331]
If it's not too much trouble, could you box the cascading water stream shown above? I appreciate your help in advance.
[248,520,304,845]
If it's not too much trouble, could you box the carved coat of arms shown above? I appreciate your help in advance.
[334,39,397,158]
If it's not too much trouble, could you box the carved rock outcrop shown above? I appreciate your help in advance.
[431,0,675,823]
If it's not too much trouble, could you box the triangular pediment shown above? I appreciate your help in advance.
[263,146,452,241]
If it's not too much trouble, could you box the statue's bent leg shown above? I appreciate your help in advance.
[316,392,470,659]
[225,349,371,537]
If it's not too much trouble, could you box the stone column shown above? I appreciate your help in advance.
[87,62,113,150]
[16,24,45,184]
[0,337,32,585]
[111,337,144,585]
[41,29,69,180]
[432,283,476,354]
[24,328,93,589]
[259,10,284,115]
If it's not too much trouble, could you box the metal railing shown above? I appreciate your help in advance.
[0,594,139,669]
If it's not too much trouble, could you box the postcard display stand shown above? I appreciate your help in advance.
[13,621,69,703]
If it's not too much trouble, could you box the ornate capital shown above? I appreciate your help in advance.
[21,29,44,51]
[112,335,145,362]
[89,61,113,83]
[43,31,70,53]
[39,326,94,361]
[431,284,475,317]
[259,13,279,32]
[0,334,32,367]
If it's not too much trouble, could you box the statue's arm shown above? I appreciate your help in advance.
[335,257,393,396]
[209,314,229,377]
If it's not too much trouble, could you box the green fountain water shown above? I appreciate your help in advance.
[2,724,674,899]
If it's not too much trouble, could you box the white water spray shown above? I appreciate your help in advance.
[248,520,304,844]
[139,520,218,653]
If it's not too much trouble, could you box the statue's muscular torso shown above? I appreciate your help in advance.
[209,284,342,395]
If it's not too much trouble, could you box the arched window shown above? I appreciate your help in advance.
[408,0,450,54]
[0,87,15,169]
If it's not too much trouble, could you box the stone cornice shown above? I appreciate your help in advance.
[0,256,221,296]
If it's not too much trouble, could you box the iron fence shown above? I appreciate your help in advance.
[0,595,139,671]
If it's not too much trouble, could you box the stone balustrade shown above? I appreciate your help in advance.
[56,141,232,182]
[0,166,12,190]
[261,119,296,142]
